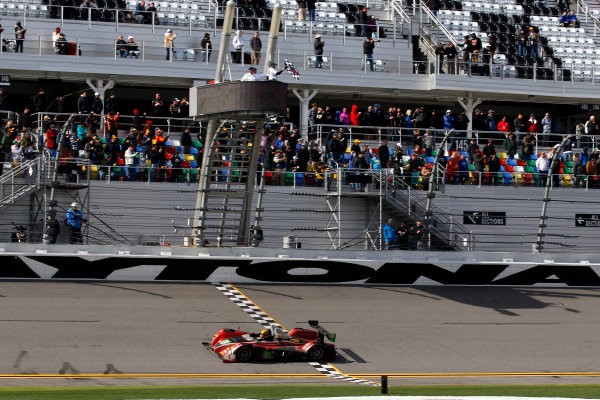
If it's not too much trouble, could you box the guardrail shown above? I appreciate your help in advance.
[0,158,42,212]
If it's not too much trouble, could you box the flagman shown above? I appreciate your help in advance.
[267,62,285,80]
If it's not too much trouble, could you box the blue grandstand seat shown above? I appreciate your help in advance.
[176,146,183,154]
[136,146,143,152]
[407,149,414,156]
[530,154,538,160]
[425,156,435,163]
[190,147,199,154]
[500,165,505,172]
[295,173,304,186]
[190,161,197,168]
[503,172,513,185]
[507,159,517,166]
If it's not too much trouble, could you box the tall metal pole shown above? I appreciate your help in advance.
[534,134,574,253]
[214,0,236,84]
[423,129,453,250]
[43,113,76,244]
[263,2,282,73]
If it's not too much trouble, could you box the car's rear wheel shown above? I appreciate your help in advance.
[235,346,252,362]
[307,345,325,361]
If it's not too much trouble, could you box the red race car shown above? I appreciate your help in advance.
[204,320,337,362]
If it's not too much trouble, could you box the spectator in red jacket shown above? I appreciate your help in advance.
[497,116,510,132]
[526,113,540,133]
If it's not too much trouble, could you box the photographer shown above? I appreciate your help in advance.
[66,202,86,244]
[14,22,26,53]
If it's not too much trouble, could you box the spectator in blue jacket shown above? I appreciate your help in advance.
[66,202,86,244]
[443,109,454,130]
[485,109,496,131]
[383,219,396,249]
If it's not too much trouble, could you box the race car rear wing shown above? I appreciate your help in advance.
[308,320,336,342]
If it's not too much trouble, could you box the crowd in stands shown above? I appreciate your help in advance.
[2,87,600,188]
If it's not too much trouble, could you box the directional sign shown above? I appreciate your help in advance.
[0,75,9,86]
[463,211,506,225]
[575,214,600,227]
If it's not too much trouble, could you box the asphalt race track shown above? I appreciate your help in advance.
[1,282,600,387]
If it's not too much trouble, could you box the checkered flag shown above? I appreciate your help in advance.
[284,59,300,80]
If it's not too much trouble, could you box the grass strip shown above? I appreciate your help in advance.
[0,385,600,400]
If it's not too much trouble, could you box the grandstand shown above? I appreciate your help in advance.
[1,0,600,254]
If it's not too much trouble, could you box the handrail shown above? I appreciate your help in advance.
[420,1,460,47]
[382,174,474,251]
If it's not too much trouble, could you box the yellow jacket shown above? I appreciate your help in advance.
[164,32,177,48]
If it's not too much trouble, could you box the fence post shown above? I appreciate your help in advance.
[76,37,80,58]
[39,35,42,56]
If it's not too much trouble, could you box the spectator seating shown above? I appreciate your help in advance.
[437,0,599,81]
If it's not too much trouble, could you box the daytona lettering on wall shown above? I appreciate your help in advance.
[2,255,600,286]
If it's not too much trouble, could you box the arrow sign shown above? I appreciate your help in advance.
[463,211,506,225]
[575,214,600,227]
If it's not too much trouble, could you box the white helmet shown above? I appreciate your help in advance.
[71,202,78,207]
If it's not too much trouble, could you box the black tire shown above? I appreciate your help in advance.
[235,346,252,362]
[307,345,326,361]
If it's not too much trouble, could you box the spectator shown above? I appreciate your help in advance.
[497,116,510,132]
[383,218,396,249]
[241,66,258,81]
[91,92,103,114]
[488,153,501,185]
[518,27,528,58]
[232,30,244,64]
[145,2,157,23]
[358,7,369,37]
[536,151,549,186]
[541,112,552,146]
[297,0,307,21]
[250,31,262,65]
[154,127,169,150]
[52,27,61,47]
[361,37,375,72]
[559,11,569,27]
[528,30,539,59]
[78,92,90,114]
[200,33,212,63]
[423,130,434,157]
[435,43,445,72]
[503,131,517,159]
[585,116,597,149]
[14,22,26,53]
[126,36,140,58]
[568,10,580,28]
[485,109,496,132]
[124,146,138,180]
[513,113,525,140]
[522,132,535,159]
[164,28,177,61]
[151,92,164,117]
[407,221,422,250]
[307,0,316,21]
[482,139,496,160]
[378,140,389,167]
[116,34,128,57]
[314,34,324,68]
[134,0,146,23]
[181,126,193,154]
[526,113,540,133]
[445,42,458,74]
[66,202,86,244]
[446,152,459,183]
[587,158,597,188]
[55,33,69,55]
[472,149,484,184]
[106,111,119,137]
[469,33,482,63]
[45,124,58,157]
[396,222,408,250]
[573,152,585,188]
[443,109,454,130]
[467,138,478,163]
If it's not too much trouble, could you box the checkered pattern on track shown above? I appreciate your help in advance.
[215,283,278,329]
[309,362,378,385]
[214,283,378,387]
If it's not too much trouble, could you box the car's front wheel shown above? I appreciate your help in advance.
[307,345,325,361]
[235,346,252,362]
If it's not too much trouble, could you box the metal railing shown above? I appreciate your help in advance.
[0,158,42,212]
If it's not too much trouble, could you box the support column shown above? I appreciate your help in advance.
[457,96,481,135]
[293,89,318,138]
[86,79,115,138]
